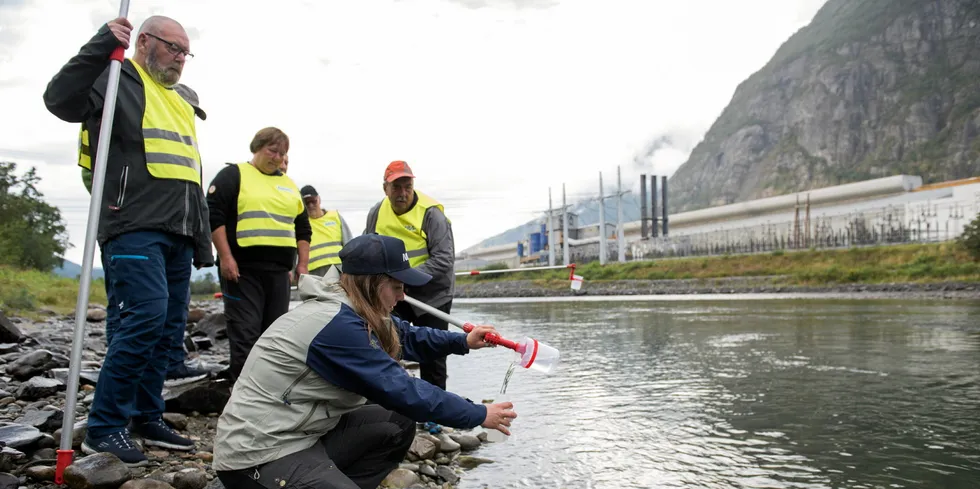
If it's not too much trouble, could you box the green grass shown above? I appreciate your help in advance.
[0,266,107,320]
[458,243,980,288]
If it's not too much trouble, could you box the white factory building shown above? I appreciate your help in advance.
[456,174,980,270]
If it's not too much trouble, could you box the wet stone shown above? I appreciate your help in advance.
[63,452,132,489]
[0,423,42,449]
[15,377,65,401]
[0,472,18,489]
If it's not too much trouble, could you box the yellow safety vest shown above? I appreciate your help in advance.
[308,210,344,270]
[235,162,304,248]
[77,60,202,185]
[375,191,445,268]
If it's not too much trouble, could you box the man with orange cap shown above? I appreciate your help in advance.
[365,161,456,393]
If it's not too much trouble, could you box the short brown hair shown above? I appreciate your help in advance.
[249,127,289,154]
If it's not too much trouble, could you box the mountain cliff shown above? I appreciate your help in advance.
[668,0,980,212]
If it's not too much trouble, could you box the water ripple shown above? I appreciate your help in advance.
[445,298,980,489]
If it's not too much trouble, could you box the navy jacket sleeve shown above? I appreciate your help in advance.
[306,304,487,429]
[392,315,470,364]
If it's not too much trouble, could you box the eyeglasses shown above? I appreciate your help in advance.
[144,33,194,59]
[265,146,287,157]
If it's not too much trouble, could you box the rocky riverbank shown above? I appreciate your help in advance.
[454,276,980,300]
[0,302,497,489]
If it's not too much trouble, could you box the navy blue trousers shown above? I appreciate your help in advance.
[102,249,189,380]
[88,231,193,437]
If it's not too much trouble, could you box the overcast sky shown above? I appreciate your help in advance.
[0,0,827,265]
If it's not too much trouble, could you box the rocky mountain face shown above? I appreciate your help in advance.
[669,0,980,212]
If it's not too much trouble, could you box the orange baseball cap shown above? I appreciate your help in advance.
[384,160,415,182]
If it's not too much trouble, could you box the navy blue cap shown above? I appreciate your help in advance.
[339,234,432,287]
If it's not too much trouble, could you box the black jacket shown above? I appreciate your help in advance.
[42,24,214,268]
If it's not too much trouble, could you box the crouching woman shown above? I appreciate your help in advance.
[213,233,517,489]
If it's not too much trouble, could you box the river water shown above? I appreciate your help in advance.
[441,296,980,489]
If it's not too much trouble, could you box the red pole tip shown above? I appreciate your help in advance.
[55,449,74,484]
[470,270,479,275]
[110,46,124,62]
[484,332,520,351]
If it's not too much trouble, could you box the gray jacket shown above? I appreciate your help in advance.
[364,194,455,311]
[213,273,485,472]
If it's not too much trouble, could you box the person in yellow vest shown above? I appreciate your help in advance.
[364,161,456,393]
[300,185,352,278]
[43,15,213,466]
[79,83,211,388]
[206,127,312,383]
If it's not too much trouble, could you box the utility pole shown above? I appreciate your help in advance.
[562,184,570,266]
[548,187,556,266]
[598,172,607,265]
[651,175,659,238]
[661,175,669,237]
[616,166,625,262]
[640,174,648,239]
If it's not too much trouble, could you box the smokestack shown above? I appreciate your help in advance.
[651,175,658,238]
[640,174,648,239]
[662,175,669,236]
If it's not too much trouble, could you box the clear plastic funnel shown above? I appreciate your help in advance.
[517,337,560,373]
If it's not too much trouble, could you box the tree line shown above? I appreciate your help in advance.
[0,161,69,271]
[4,159,980,280]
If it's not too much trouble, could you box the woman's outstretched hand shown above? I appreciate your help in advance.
[466,324,499,350]
[482,401,518,435]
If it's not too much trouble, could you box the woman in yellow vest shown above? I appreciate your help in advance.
[299,184,352,278]
[205,127,312,382]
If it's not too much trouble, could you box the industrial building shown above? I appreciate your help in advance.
[456,174,980,270]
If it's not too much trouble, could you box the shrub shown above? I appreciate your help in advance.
[959,214,980,261]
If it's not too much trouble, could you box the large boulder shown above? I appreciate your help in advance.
[0,312,23,344]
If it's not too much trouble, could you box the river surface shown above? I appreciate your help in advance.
[440,296,980,489]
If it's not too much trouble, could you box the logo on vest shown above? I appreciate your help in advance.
[276,186,294,193]
[402,252,409,263]
[404,225,417,232]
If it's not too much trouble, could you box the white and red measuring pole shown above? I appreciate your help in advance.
[57,0,131,484]
[456,263,576,279]
[456,263,584,291]
[402,295,560,373]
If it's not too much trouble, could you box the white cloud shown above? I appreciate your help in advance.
[0,0,827,264]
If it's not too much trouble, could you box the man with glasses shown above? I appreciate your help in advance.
[43,15,211,466]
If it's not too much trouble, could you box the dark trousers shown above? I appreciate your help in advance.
[216,404,415,489]
[392,300,451,390]
[88,231,192,438]
[220,266,291,382]
[103,247,190,379]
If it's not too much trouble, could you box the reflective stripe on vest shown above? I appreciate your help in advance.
[78,126,92,170]
[132,61,202,184]
[375,191,445,268]
[235,162,304,248]
[309,210,344,270]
